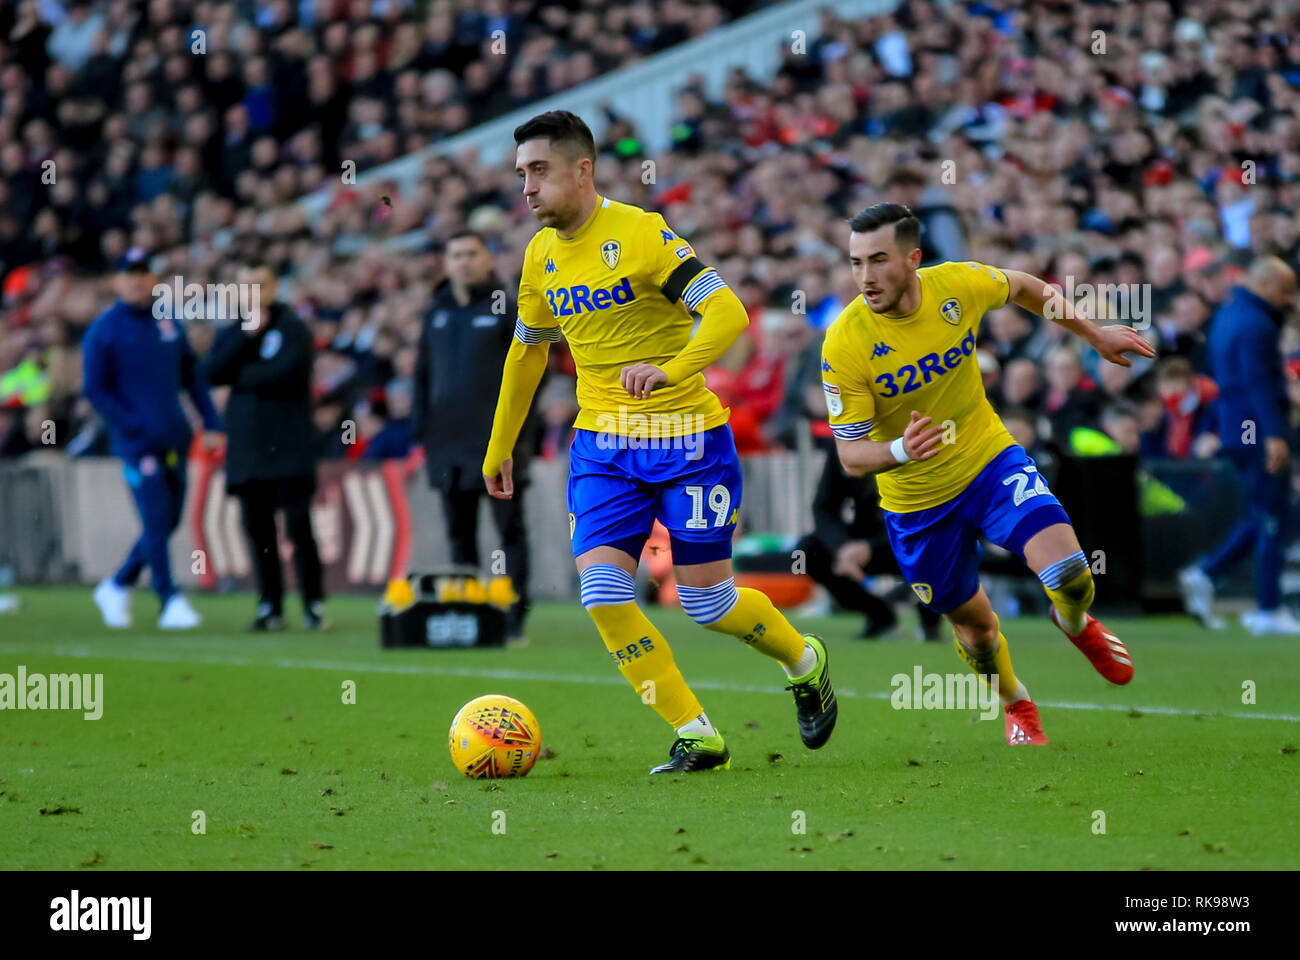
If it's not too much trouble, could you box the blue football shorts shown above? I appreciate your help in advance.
[566,423,741,565]
[883,443,1071,614]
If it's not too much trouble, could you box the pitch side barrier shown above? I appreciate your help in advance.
[0,451,1254,608]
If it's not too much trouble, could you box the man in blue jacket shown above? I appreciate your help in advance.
[83,248,224,629]
[1179,256,1300,634]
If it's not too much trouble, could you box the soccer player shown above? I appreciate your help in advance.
[482,111,836,773]
[83,248,223,629]
[821,204,1154,745]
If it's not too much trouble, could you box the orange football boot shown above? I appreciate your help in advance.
[1051,608,1135,685]
[1004,699,1049,745]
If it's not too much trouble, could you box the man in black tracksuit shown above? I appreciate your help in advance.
[413,230,539,639]
[204,264,326,631]
[796,450,942,640]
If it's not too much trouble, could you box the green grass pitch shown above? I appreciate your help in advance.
[1,587,1297,870]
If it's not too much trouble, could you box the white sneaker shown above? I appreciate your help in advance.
[1178,565,1225,629]
[159,594,201,630]
[1243,608,1300,636]
[93,578,131,628]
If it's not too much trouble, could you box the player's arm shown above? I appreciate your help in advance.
[1002,268,1155,367]
[621,216,748,398]
[835,411,944,477]
[202,322,256,386]
[82,320,146,439]
[483,258,554,498]
[662,286,747,381]
[822,331,942,477]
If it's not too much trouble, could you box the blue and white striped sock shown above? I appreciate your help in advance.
[578,564,636,609]
[676,578,740,625]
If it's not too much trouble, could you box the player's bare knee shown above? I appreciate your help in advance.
[952,621,998,651]
[677,577,739,627]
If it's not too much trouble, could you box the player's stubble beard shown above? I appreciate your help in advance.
[869,267,919,317]
[544,193,585,234]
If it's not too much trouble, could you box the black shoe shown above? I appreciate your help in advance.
[248,604,286,633]
[648,734,731,774]
[786,635,837,750]
[860,611,899,639]
[304,601,331,631]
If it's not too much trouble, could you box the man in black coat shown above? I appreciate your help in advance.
[796,450,942,640]
[204,263,326,631]
[413,230,539,640]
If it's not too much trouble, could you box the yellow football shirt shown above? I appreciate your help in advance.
[821,260,1018,513]
[515,195,731,437]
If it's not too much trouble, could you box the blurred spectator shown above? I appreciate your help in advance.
[1154,356,1219,459]
[359,389,413,460]
[1042,346,1100,445]
[991,357,1042,413]
[999,405,1043,461]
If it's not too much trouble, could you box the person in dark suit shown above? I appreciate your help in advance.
[413,230,539,640]
[796,451,942,640]
[204,262,326,632]
[1180,256,1300,635]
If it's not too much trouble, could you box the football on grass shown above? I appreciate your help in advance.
[448,694,542,779]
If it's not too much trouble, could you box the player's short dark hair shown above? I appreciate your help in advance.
[445,229,487,249]
[849,202,921,251]
[513,110,597,163]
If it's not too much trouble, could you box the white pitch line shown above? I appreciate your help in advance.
[27,645,1300,723]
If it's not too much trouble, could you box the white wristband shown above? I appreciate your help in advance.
[889,436,911,464]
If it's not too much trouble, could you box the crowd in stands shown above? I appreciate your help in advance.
[3,0,1300,488]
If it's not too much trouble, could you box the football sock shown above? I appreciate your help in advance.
[676,712,717,738]
[783,642,819,680]
[953,626,1025,704]
[1039,551,1093,634]
[677,579,806,669]
[581,565,703,729]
